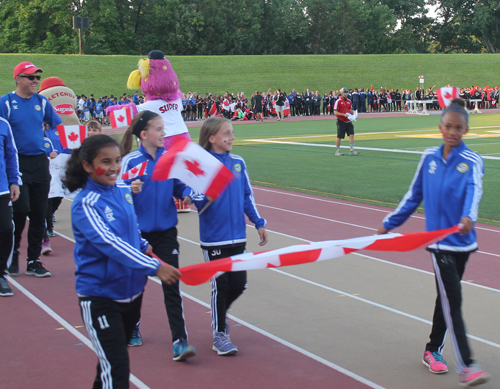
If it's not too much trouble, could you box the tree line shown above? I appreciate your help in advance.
[0,0,499,55]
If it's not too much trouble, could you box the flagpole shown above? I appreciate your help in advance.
[198,200,213,216]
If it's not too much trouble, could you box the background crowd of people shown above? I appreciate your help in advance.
[76,85,500,125]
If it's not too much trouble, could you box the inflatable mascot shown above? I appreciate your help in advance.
[38,77,80,126]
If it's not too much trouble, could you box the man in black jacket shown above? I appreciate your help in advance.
[304,88,313,116]
[275,89,287,121]
[359,89,366,113]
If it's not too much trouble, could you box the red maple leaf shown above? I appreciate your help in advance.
[444,92,452,99]
[68,132,79,142]
[131,167,138,174]
[184,159,205,177]
[117,115,125,122]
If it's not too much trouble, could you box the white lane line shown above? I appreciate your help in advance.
[54,231,383,387]
[267,269,500,350]
[246,139,500,160]
[6,276,150,389]
[178,230,500,349]
[255,203,500,252]
[256,204,376,231]
[252,187,500,234]
[247,226,500,293]
[148,276,385,389]
[49,227,500,386]
[246,126,500,141]
[52,227,500,343]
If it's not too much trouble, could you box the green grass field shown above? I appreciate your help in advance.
[1,53,499,99]
[2,53,498,225]
[163,114,499,226]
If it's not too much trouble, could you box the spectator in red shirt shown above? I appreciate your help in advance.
[333,87,360,156]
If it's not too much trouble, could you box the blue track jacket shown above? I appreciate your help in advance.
[0,117,20,195]
[118,145,193,233]
[383,142,483,252]
[72,178,161,301]
[0,92,62,155]
[193,150,266,248]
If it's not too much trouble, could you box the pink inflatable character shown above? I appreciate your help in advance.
[106,50,191,149]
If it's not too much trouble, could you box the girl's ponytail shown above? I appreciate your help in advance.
[120,126,135,157]
[63,147,87,192]
[120,110,160,157]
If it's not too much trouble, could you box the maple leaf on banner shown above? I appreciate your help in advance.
[444,92,452,99]
[68,132,78,142]
[117,115,124,122]
[131,167,138,174]
[184,159,205,177]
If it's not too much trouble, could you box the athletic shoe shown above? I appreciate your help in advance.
[42,239,52,255]
[335,150,344,156]
[47,230,56,238]
[459,363,491,387]
[128,323,142,347]
[172,339,196,361]
[213,332,238,355]
[422,351,448,374]
[0,277,14,296]
[26,260,52,277]
[350,150,360,156]
[52,214,57,223]
[7,251,19,276]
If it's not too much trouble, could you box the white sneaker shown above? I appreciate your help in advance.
[335,150,344,156]
[350,150,360,155]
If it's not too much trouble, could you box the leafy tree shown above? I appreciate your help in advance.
[473,0,500,53]
[0,0,497,54]
[431,0,484,53]
[0,0,77,53]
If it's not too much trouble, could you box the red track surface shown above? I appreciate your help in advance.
[3,220,374,389]
[252,186,500,289]
[3,185,499,388]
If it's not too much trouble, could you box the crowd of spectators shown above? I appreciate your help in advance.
[76,85,499,125]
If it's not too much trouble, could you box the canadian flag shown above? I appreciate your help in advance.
[109,107,134,128]
[437,86,460,108]
[209,103,217,117]
[122,161,148,180]
[179,226,459,285]
[56,125,87,149]
[152,137,235,199]
[284,99,290,116]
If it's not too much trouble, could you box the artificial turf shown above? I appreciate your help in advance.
[197,114,500,226]
[111,112,499,225]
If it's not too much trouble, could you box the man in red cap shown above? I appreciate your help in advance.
[0,62,62,277]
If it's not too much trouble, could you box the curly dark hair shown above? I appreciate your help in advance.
[62,135,119,192]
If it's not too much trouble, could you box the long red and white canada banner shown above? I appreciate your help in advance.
[178,225,458,285]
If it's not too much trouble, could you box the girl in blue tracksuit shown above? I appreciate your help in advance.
[0,117,20,296]
[377,99,490,387]
[64,134,180,389]
[194,117,268,355]
[119,110,196,361]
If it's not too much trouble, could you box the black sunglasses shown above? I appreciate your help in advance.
[18,75,41,81]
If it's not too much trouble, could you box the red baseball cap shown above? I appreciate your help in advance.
[14,62,44,78]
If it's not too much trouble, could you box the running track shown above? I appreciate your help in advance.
[3,186,499,388]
